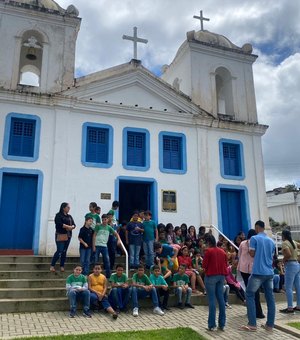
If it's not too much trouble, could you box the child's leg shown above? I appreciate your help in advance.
[175,287,183,303]
[196,274,206,291]
[185,287,192,304]
[121,287,132,310]
[101,296,117,316]
[100,246,111,278]
[107,235,116,270]
[223,284,230,303]
[95,246,100,263]
[109,288,119,309]
[90,292,99,310]
[131,287,139,309]
[129,244,135,268]
[149,287,159,308]
[134,245,141,268]
[81,290,91,313]
[68,289,78,313]
[273,274,280,290]
[188,272,196,290]
[229,284,245,302]
[160,288,169,308]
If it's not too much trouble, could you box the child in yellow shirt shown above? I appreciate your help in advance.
[88,263,118,319]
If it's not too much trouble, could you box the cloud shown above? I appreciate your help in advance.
[58,0,300,189]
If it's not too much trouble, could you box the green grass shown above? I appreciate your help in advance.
[288,322,300,330]
[13,327,206,340]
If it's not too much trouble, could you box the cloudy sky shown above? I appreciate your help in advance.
[59,0,300,191]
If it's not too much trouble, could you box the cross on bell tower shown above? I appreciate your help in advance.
[122,27,148,60]
[193,10,210,31]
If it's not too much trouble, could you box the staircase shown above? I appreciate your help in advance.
[0,255,288,313]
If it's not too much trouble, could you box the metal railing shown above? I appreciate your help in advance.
[117,238,129,277]
[210,224,239,251]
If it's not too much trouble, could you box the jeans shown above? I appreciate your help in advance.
[109,287,132,310]
[175,287,192,304]
[223,284,229,303]
[107,235,117,270]
[156,287,169,308]
[129,244,141,268]
[273,274,280,290]
[90,292,111,310]
[79,247,91,276]
[131,287,159,308]
[95,246,111,278]
[246,274,275,328]
[51,237,71,267]
[143,240,154,267]
[204,275,226,329]
[68,289,90,313]
[241,271,263,317]
[284,261,300,308]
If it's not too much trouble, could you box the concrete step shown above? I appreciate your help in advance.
[0,287,66,299]
[0,279,65,289]
[0,271,71,280]
[0,256,80,263]
[0,263,77,271]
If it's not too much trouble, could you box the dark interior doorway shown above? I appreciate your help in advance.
[119,181,151,223]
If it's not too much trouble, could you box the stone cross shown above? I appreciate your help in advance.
[193,10,210,31]
[122,27,148,60]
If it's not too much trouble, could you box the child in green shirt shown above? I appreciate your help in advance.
[109,264,131,312]
[172,264,194,309]
[131,265,164,317]
[150,265,170,311]
[66,264,91,318]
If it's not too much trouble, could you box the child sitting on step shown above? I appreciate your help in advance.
[66,264,91,318]
[88,263,118,319]
[172,264,194,309]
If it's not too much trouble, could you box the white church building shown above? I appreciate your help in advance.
[0,0,269,255]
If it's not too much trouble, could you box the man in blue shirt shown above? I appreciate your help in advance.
[240,220,275,332]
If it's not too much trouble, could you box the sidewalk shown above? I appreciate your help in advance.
[0,302,299,339]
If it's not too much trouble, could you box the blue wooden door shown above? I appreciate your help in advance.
[0,173,37,249]
[220,189,245,240]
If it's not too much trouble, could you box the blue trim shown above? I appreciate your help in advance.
[0,167,43,254]
[81,122,113,168]
[159,131,187,174]
[115,176,158,223]
[122,127,150,171]
[219,138,245,180]
[2,112,41,162]
[216,184,251,235]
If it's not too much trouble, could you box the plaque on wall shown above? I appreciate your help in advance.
[101,193,111,200]
[162,190,177,212]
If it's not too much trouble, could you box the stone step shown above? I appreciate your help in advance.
[0,279,65,289]
[0,287,66,299]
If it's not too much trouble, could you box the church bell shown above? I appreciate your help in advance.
[26,47,37,60]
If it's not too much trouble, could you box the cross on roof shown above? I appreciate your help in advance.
[193,10,210,31]
[122,27,148,60]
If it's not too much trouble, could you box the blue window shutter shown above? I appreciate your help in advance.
[163,136,182,170]
[8,118,35,157]
[223,143,240,176]
[86,127,109,163]
[127,132,145,166]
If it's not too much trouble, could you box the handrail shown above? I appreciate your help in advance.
[210,224,239,251]
[117,238,129,277]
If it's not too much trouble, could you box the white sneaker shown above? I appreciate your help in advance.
[225,302,232,309]
[153,307,165,316]
[132,307,139,317]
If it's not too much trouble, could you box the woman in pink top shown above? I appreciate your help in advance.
[238,229,264,318]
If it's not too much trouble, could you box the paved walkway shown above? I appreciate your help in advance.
[0,302,299,339]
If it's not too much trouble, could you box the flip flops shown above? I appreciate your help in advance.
[261,324,273,332]
[239,325,257,332]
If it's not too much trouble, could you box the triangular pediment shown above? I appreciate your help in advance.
[64,62,206,116]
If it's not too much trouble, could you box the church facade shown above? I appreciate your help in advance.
[0,0,268,255]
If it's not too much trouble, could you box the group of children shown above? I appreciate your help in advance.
[65,201,256,318]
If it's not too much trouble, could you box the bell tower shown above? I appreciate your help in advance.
[0,0,81,93]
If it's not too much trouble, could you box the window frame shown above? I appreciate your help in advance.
[219,138,245,180]
[81,122,113,168]
[159,131,187,174]
[2,112,41,162]
[122,127,150,171]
